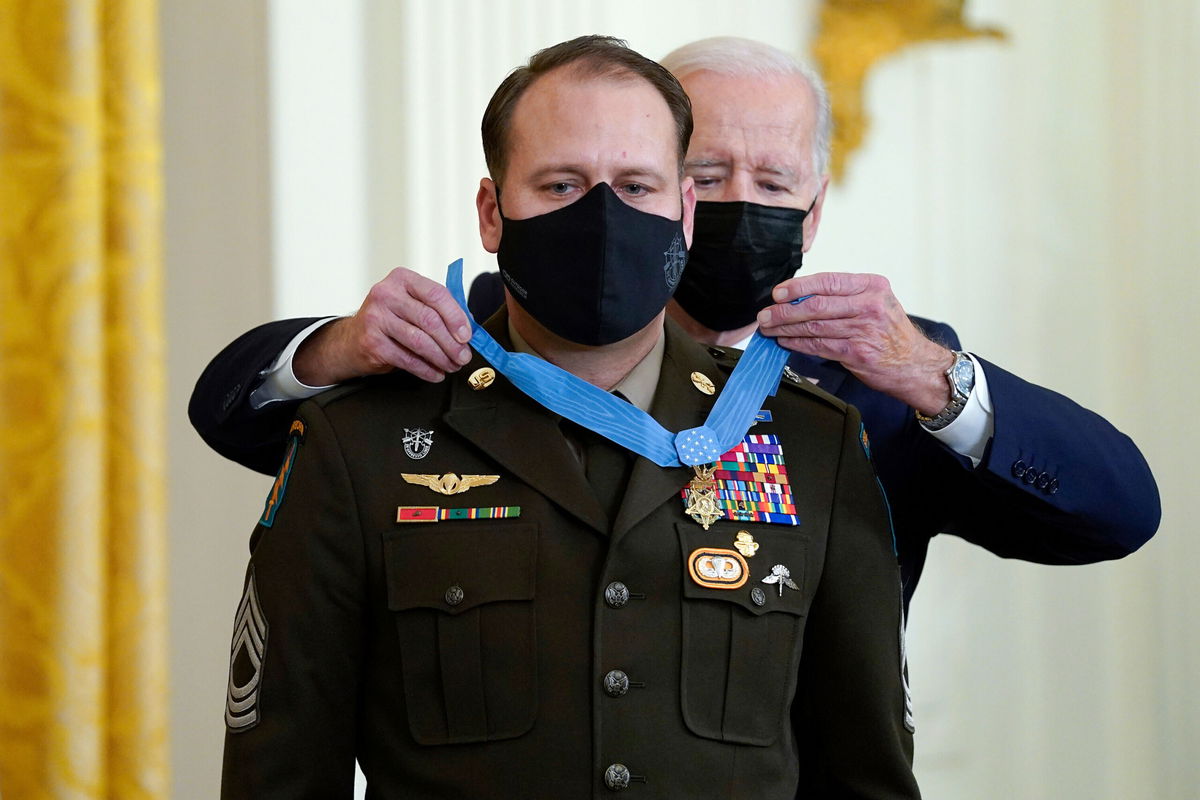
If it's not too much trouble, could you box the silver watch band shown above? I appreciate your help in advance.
[915,351,974,431]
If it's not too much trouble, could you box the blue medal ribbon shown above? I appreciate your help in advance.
[446,259,809,467]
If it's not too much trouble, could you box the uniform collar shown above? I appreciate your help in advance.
[506,319,664,413]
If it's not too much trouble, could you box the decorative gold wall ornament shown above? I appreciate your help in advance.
[813,0,1006,181]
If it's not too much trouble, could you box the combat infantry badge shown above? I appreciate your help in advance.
[402,427,433,460]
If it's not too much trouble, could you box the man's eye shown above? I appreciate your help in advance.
[549,182,573,195]
[691,177,720,188]
[621,183,647,196]
[760,182,786,193]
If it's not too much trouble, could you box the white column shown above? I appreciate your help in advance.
[268,0,371,317]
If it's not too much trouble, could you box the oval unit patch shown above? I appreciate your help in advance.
[687,547,749,590]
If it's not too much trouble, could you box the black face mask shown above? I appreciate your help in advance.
[672,200,811,331]
[496,182,688,346]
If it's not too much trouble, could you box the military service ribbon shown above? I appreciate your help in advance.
[680,433,801,526]
[396,505,521,523]
[446,259,811,468]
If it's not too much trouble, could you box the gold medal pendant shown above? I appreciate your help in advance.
[684,463,722,530]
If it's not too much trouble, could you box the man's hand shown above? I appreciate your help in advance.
[757,272,955,415]
[294,268,474,386]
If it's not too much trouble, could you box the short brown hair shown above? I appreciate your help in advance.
[481,35,693,185]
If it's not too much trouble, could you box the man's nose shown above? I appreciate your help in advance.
[726,171,755,203]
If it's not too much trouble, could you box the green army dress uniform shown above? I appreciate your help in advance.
[221,312,920,799]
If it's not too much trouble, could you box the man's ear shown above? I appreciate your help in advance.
[477,178,502,253]
[801,174,830,253]
[680,175,697,249]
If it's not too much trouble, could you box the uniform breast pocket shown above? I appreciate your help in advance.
[677,522,814,747]
[383,522,538,745]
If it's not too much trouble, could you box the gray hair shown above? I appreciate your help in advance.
[660,36,831,181]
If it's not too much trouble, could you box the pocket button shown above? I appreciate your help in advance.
[444,585,464,607]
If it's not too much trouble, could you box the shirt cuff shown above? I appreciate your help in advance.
[248,317,342,409]
[922,353,994,467]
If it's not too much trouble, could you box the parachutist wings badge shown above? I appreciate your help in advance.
[402,473,500,496]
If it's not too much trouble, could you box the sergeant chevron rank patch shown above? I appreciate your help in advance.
[679,434,801,526]
[226,570,268,732]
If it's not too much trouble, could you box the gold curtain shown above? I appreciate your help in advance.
[0,1,168,797]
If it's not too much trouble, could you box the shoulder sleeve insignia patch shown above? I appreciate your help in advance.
[226,569,268,732]
[859,422,872,460]
[259,418,306,528]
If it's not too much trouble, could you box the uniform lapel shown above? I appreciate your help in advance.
[611,321,720,540]
[442,310,608,536]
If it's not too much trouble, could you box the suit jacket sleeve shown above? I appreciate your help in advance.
[221,402,365,798]
[793,405,920,800]
[921,322,1160,563]
[188,317,326,475]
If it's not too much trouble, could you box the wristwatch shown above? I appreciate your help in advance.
[915,351,975,431]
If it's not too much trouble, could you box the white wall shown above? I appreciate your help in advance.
[163,2,1199,797]
[820,2,1198,797]
[161,1,274,797]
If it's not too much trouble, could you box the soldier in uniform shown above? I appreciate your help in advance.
[220,36,919,799]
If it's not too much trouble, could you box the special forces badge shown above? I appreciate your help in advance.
[402,428,433,460]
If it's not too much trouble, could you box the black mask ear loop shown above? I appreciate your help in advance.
[494,183,506,219]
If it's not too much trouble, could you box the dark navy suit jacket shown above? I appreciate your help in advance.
[189,273,1160,610]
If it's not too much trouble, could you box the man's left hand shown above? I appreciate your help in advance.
[757,272,954,416]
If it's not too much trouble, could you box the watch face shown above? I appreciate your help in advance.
[950,355,975,397]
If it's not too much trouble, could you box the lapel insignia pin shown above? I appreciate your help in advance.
[761,564,800,597]
[402,427,433,460]
[683,464,722,530]
[402,472,499,496]
[468,367,496,391]
[690,371,716,395]
[687,547,749,589]
[733,531,759,557]
[782,366,803,384]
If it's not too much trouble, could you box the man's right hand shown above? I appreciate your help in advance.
[294,267,474,385]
